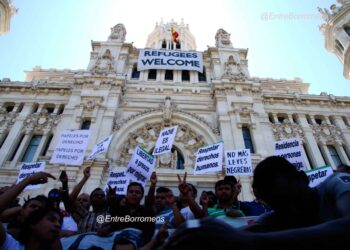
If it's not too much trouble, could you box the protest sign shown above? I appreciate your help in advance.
[104,170,129,195]
[126,145,155,185]
[87,135,113,160]
[194,142,223,175]
[306,166,334,188]
[152,126,178,155]
[225,149,253,176]
[274,138,308,171]
[50,130,91,166]
[16,162,46,190]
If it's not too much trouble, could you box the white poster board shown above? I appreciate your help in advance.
[87,135,113,160]
[225,149,253,176]
[126,145,155,185]
[104,170,129,195]
[306,166,334,188]
[137,49,203,73]
[152,126,178,155]
[274,138,308,171]
[50,130,91,166]
[194,142,223,175]
[17,162,46,190]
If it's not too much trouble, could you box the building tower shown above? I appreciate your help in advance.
[319,0,350,79]
[0,0,17,35]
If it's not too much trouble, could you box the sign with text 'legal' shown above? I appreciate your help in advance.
[153,126,178,155]
[137,49,203,73]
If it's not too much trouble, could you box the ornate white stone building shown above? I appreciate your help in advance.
[0,0,17,35]
[319,0,350,79]
[1,20,350,201]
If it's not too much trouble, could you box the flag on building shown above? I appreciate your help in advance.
[172,27,179,44]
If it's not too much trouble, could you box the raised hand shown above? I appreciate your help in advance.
[59,170,68,184]
[177,172,190,195]
[26,172,56,185]
[150,171,157,187]
[83,166,91,179]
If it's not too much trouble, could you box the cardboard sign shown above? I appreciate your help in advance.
[126,145,155,185]
[104,170,129,195]
[194,142,223,175]
[274,138,308,171]
[306,166,334,188]
[153,126,178,155]
[17,162,46,190]
[87,135,113,160]
[50,130,91,166]
[225,149,253,176]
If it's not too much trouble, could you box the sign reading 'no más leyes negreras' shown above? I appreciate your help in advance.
[137,49,203,73]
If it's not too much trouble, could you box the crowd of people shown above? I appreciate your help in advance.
[0,156,350,249]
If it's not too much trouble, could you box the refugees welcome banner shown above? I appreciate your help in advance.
[137,49,203,73]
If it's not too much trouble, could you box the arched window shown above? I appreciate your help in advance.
[172,146,185,169]
[242,126,255,153]
[327,145,342,167]
[198,67,207,82]
[131,63,140,79]
[81,119,91,130]
[165,70,173,81]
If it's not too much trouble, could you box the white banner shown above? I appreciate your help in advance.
[17,162,46,190]
[126,145,155,185]
[194,142,223,175]
[225,149,253,176]
[50,130,91,166]
[104,170,129,195]
[153,126,178,155]
[306,166,334,188]
[137,49,203,73]
[274,138,308,171]
[87,135,113,160]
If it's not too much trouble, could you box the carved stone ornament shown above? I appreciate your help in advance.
[311,123,345,144]
[223,55,246,81]
[116,122,205,168]
[91,49,115,74]
[271,120,305,141]
[215,28,233,48]
[108,23,126,42]
[23,111,61,132]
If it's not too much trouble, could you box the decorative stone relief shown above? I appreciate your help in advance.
[91,49,115,75]
[311,123,345,144]
[271,119,305,141]
[223,56,246,81]
[117,122,206,168]
[23,110,60,132]
[0,108,17,130]
[108,23,126,42]
[215,28,233,48]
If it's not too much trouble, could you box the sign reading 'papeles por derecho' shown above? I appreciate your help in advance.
[137,49,203,73]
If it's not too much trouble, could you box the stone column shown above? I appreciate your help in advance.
[10,130,32,168]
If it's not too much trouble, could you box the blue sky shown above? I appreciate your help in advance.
[0,0,349,96]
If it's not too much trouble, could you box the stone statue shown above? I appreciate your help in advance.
[223,55,246,80]
[215,28,233,48]
[109,23,126,42]
[163,96,173,122]
[92,49,114,74]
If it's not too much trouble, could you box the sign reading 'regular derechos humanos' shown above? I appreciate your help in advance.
[194,142,223,175]
[137,49,203,73]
